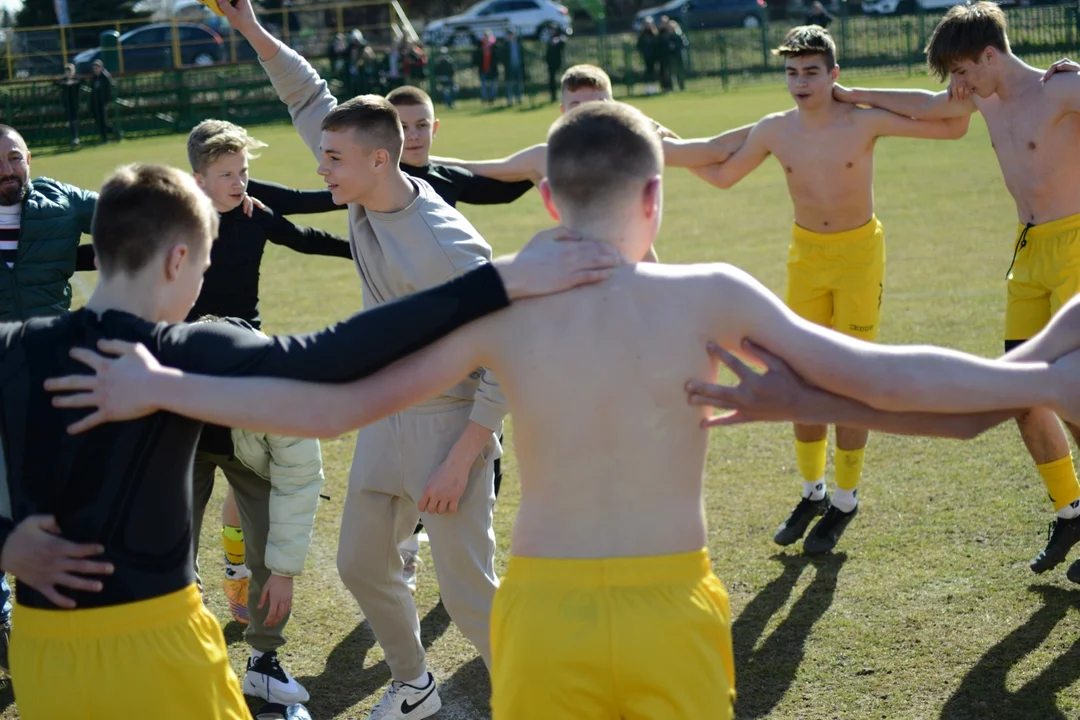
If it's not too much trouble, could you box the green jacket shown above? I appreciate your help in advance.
[0,177,97,321]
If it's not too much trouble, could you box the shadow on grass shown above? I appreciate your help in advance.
[293,599,454,719]
[940,584,1080,720]
[733,552,847,720]
[0,675,13,715]
[441,656,492,719]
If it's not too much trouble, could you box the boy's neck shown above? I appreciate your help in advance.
[359,170,419,213]
[84,276,163,322]
[564,217,651,263]
[993,54,1039,100]
[795,97,841,127]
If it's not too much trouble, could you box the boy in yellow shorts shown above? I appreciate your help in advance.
[831,2,1080,574]
[690,25,968,554]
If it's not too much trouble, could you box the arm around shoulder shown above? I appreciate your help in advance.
[690,117,774,190]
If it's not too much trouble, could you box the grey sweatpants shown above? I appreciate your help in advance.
[337,397,500,682]
[193,452,288,654]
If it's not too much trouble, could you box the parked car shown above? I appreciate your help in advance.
[862,0,1013,14]
[633,0,768,31]
[423,0,572,47]
[73,22,225,74]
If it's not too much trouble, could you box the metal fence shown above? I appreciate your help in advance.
[0,0,417,81]
[2,4,1077,149]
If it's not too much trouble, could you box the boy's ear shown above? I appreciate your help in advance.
[538,179,561,223]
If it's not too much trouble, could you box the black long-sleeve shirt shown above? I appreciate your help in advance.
[186,204,351,329]
[247,168,533,211]
[0,264,509,610]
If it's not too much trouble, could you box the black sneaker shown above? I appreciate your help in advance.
[774,492,832,546]
[1029,514,1080,573]
[804,503,859,555]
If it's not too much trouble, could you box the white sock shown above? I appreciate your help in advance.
[399,533,421,554]
[225,561,250,580]
[250,649,264,661]
[803,479,826,501]
[833,488,858,513]
[404,672,430,688]
[1058,499,1080,519]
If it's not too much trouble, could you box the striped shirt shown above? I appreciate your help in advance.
[0,205,18,269]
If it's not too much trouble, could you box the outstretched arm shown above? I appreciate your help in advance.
[708,264,1061,416]
[246,179,339,215]
[864,106,970,140]
[689,119,773,190]
[222,0,334,159]
[54,313,496,439]
[833,83,976,120]
[662,123,754,168]
[431,145,546,185]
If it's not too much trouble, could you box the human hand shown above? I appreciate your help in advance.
[1041,58,1080,83]
[494,227,623,300]
[418,457,470,514]
[0,515,113,608]
[258,574,293,626]
[241,192,267,218]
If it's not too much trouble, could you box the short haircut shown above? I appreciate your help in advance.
[92,164,218,277]
[386,85,434,110]
[64,63,75,72]
[925,1,1010,81]
[0,125,26,149]
[546,102,662,214]
[773,25,837,71]
[321,95,404,162]
[187,119,267,174]
[560,64,612,95]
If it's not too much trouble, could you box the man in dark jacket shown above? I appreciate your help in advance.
[546,33,566,103]
[89,60,121,143]
[0,125,98,323]
[55,64,82,147]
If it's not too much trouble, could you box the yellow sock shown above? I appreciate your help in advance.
[1037,456,1080,512]
[795,438,828,483]
[835,448,866,492]
[222,525,245,566]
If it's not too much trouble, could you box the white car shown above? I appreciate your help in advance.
[423,0,572,47]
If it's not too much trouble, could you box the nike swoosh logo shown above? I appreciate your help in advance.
[401,685,437,714]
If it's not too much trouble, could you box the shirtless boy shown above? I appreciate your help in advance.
[831,2,1080,575]
[49,103,1067,720]
[692,25,969,554]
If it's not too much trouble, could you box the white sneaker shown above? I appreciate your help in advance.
[243,651,310,705]
[401,549,423,594]
[366,673,441,719]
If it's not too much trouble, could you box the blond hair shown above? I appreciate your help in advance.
[187,119,268,174]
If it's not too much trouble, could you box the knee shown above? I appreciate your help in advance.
[336,542,384,593]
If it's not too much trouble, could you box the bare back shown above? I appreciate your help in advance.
[976,73,1080,224]
[481,263,722,559]
[764,104,877,233]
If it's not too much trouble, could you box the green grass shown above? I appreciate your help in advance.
[4,72,1080,719]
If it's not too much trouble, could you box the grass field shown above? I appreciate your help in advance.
[3,71,1079,720]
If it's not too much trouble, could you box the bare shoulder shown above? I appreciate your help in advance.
[757,110,793,133]
[633,261,763,296]
[1041,69,1080,112]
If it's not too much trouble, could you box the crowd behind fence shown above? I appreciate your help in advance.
[1,3,1077,149]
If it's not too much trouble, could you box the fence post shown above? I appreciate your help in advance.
[59,26,68,68]
[760,13,769,71]
[171,17,182,70]
[839,0,849,65]
[720,33,728,91]
[5,30,12,81]
[905,20,912,76]
[218,71,227,118]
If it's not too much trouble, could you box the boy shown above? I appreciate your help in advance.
[829,1,1080,576]
[186,119,350,671]
[386,84,533,590]
[10,161,616,719]
[50,103,1069,720]
[688,25,968,554]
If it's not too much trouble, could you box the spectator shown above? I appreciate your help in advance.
[329,33,349,87]
[806,1,834,27]
[346,30,367,95]
[637,17,660,95]
[657,16,673,91]
[355,45,383,95]
[89,60,120,143]
[54,64,82,147]
[475,29,499,105]
[666,19,688,91]
[434,46,457,108]
[386,38,404,90]
[500,29,526,105]
[545,32,566,103]
[403,41,428,86]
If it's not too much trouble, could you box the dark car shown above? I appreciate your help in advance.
[632,0,767,31]
[73,22,225,74]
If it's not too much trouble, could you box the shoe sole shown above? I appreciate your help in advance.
[243,676,311,705]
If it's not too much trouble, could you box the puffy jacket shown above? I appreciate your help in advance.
[231,430,325,578]
[0,177,97,321]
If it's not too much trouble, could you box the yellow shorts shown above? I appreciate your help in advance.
[491,549,735,720]
[1005,213,1080,342]
[10,584,249,720]
[786,216,886,341]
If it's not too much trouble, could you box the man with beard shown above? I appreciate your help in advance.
[0,124,101,670]
[0,125,98,323]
